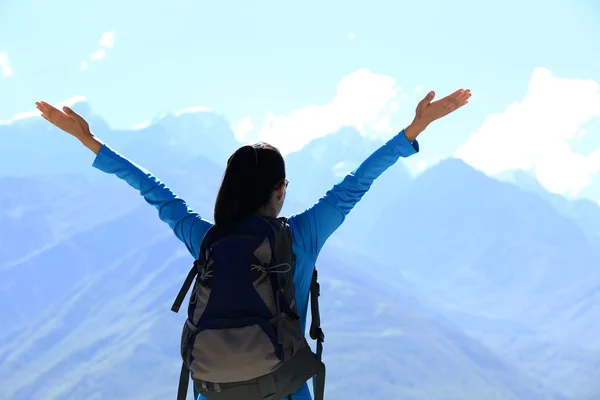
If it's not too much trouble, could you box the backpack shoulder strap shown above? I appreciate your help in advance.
[309,267,325,400]
[171,261,200,313]
[279,217,295,260]
[309,268,324,359]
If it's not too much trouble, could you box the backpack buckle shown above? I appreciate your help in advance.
[313,327,325,343]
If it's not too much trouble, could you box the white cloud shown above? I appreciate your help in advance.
[173,106,212,117]
[131,120,151,130]
[348,32,355,40]
[371,116,392,132]
[232,117,254,141]
[81,31,116,70]
[578,128,589,140]
[455,67,600,196]
[134,106,212,128]
[332,161,352,178]
[255,68,401,154]
[414,157,442,174]
[0,52,13,77]
[99,32,116,49]
[89,48,107,61]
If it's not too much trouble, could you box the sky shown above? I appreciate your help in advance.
[1,0,600,202]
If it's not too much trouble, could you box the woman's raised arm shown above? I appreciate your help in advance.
[35,101,212,259]
[289,88,471,258]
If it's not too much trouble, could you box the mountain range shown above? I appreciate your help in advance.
[0,101,599,399]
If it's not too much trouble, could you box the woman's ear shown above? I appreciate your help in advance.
[276,184,285,201]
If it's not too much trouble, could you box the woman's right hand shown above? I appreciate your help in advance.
[36,101,104,154]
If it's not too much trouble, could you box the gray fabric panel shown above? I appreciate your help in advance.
[190,325,282,383]
[253,274,277,316]
[192,284,211,325]
[252,237,277,316]
[272,312,305,361]
[191,257,213,324]
[180,319,196,361]
[253,237,272,265]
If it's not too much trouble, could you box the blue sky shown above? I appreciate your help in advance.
[1,0,600,201]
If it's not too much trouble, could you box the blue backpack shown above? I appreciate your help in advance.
[171,215,326,400]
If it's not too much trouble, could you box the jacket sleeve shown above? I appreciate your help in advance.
[289,130,419,258]
[92,144,213,259]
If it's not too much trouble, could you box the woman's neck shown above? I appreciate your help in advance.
[256,203,278,218]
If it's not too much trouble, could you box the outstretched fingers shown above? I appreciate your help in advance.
[35,101,56,114]
[456,89,471,104]
[444,89,471,112]
[35,100,84,136]
[36,101,64,124]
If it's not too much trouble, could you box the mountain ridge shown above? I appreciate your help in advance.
[1,101,599,399]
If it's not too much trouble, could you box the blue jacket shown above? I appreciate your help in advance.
[92,130,419,399]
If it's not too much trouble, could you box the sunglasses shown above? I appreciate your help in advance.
[275,179,289,191]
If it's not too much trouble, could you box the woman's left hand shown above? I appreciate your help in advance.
[405,88,471,141]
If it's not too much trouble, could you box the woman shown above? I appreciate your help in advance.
[35,88,470,400]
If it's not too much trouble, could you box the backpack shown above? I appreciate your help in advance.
[170,215,326,400]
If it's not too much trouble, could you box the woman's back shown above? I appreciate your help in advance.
[90,131,420,399]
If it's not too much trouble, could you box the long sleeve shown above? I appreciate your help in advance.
[289,130,419,258]
[92,144,213,259]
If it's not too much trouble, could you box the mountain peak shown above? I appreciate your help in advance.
[289,126,382,164]
[418,157,488,185]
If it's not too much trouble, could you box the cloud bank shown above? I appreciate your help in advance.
[456,68,600,196]
[234,68,404,154]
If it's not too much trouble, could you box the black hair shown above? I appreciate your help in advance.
[214,142,286,233]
